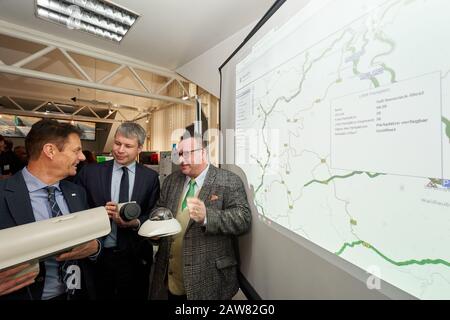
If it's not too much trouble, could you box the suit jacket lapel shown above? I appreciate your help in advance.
[171,173,186,217]
[197,165,217,202]
[60,181,83,213]
[104,160,113,202]
[131,163,144,202]
[4,172,36,226]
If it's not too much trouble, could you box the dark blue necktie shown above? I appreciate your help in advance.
[119,166,129,203]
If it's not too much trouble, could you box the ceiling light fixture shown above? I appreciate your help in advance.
[35,0,139,42]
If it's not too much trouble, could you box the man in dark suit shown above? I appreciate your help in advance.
[0,120,100,300]
[150,129,251,300]
[75,122,159,300]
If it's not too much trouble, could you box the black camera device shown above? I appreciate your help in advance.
[119,202,141,221]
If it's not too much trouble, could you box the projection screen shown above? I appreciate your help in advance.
[220,0,450,299]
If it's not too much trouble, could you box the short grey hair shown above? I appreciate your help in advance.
[115,122,146,146]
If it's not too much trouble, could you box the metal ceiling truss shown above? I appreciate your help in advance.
[0,20,195,108]
[0,96,149,124]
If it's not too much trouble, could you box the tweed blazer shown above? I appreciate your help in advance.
[150,165,251,300]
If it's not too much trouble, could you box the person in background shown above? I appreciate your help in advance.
[73,150,96,177]
[82,150,96,163]
[0,134,7,180]
[0,138,22,177]
[13,145,28,171]
[4,140,13,153]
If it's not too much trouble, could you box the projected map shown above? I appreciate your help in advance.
[235,0,450,299]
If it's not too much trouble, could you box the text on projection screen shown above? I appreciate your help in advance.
[235,0,450,299]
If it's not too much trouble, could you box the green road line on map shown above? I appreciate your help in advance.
[255,30,352,198]
[361,31,381,88]
[380,63,397,83]
[371,33,395,64]
[335,241,450,268]
[443,117,450,141]
[350,30,380,88]
[304,171,384,188]
[371,76,380,88]
[371,31,397,84]
[369,0,412,85]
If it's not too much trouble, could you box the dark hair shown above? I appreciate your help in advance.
[25,119,82,160]
[182,123,208,148]
[14,145,26,152]
[82,150,96,163]
[5,140,13,151]
[0,134,4,142]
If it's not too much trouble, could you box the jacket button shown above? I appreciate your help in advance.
[168,270,173,275]
[36,276,44,282]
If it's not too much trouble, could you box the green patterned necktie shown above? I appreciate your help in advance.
[182,179,196,211]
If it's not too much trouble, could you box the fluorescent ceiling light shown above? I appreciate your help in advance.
[35,0,139,42]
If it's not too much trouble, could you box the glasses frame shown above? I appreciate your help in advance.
[177,148,203,158]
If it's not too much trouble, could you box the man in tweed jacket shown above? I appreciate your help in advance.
[150,134,251,300]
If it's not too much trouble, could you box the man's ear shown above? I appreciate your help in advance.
[137,145,143,154]
[42,143,56,160]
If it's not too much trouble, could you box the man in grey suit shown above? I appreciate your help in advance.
[150,131,251,300]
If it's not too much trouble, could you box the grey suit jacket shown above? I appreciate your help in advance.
[150,165,251,300]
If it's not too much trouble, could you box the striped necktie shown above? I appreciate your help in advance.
[46,186,62,218]
[45,185,76,295]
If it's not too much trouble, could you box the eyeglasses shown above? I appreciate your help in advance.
[177,148,203,158]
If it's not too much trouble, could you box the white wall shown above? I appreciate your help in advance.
[176,22,256,98]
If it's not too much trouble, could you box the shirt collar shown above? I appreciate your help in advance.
[113,160,136,174]
[185,163,210,189]
[21,167,61,192]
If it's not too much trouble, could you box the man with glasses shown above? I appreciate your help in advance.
[150,127,251,300]
[0,119,99,300]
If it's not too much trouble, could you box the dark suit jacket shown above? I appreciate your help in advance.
[0,151,22,175]
[150,165,251,300]
[75,160,160,261]
[0,171,96,300]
